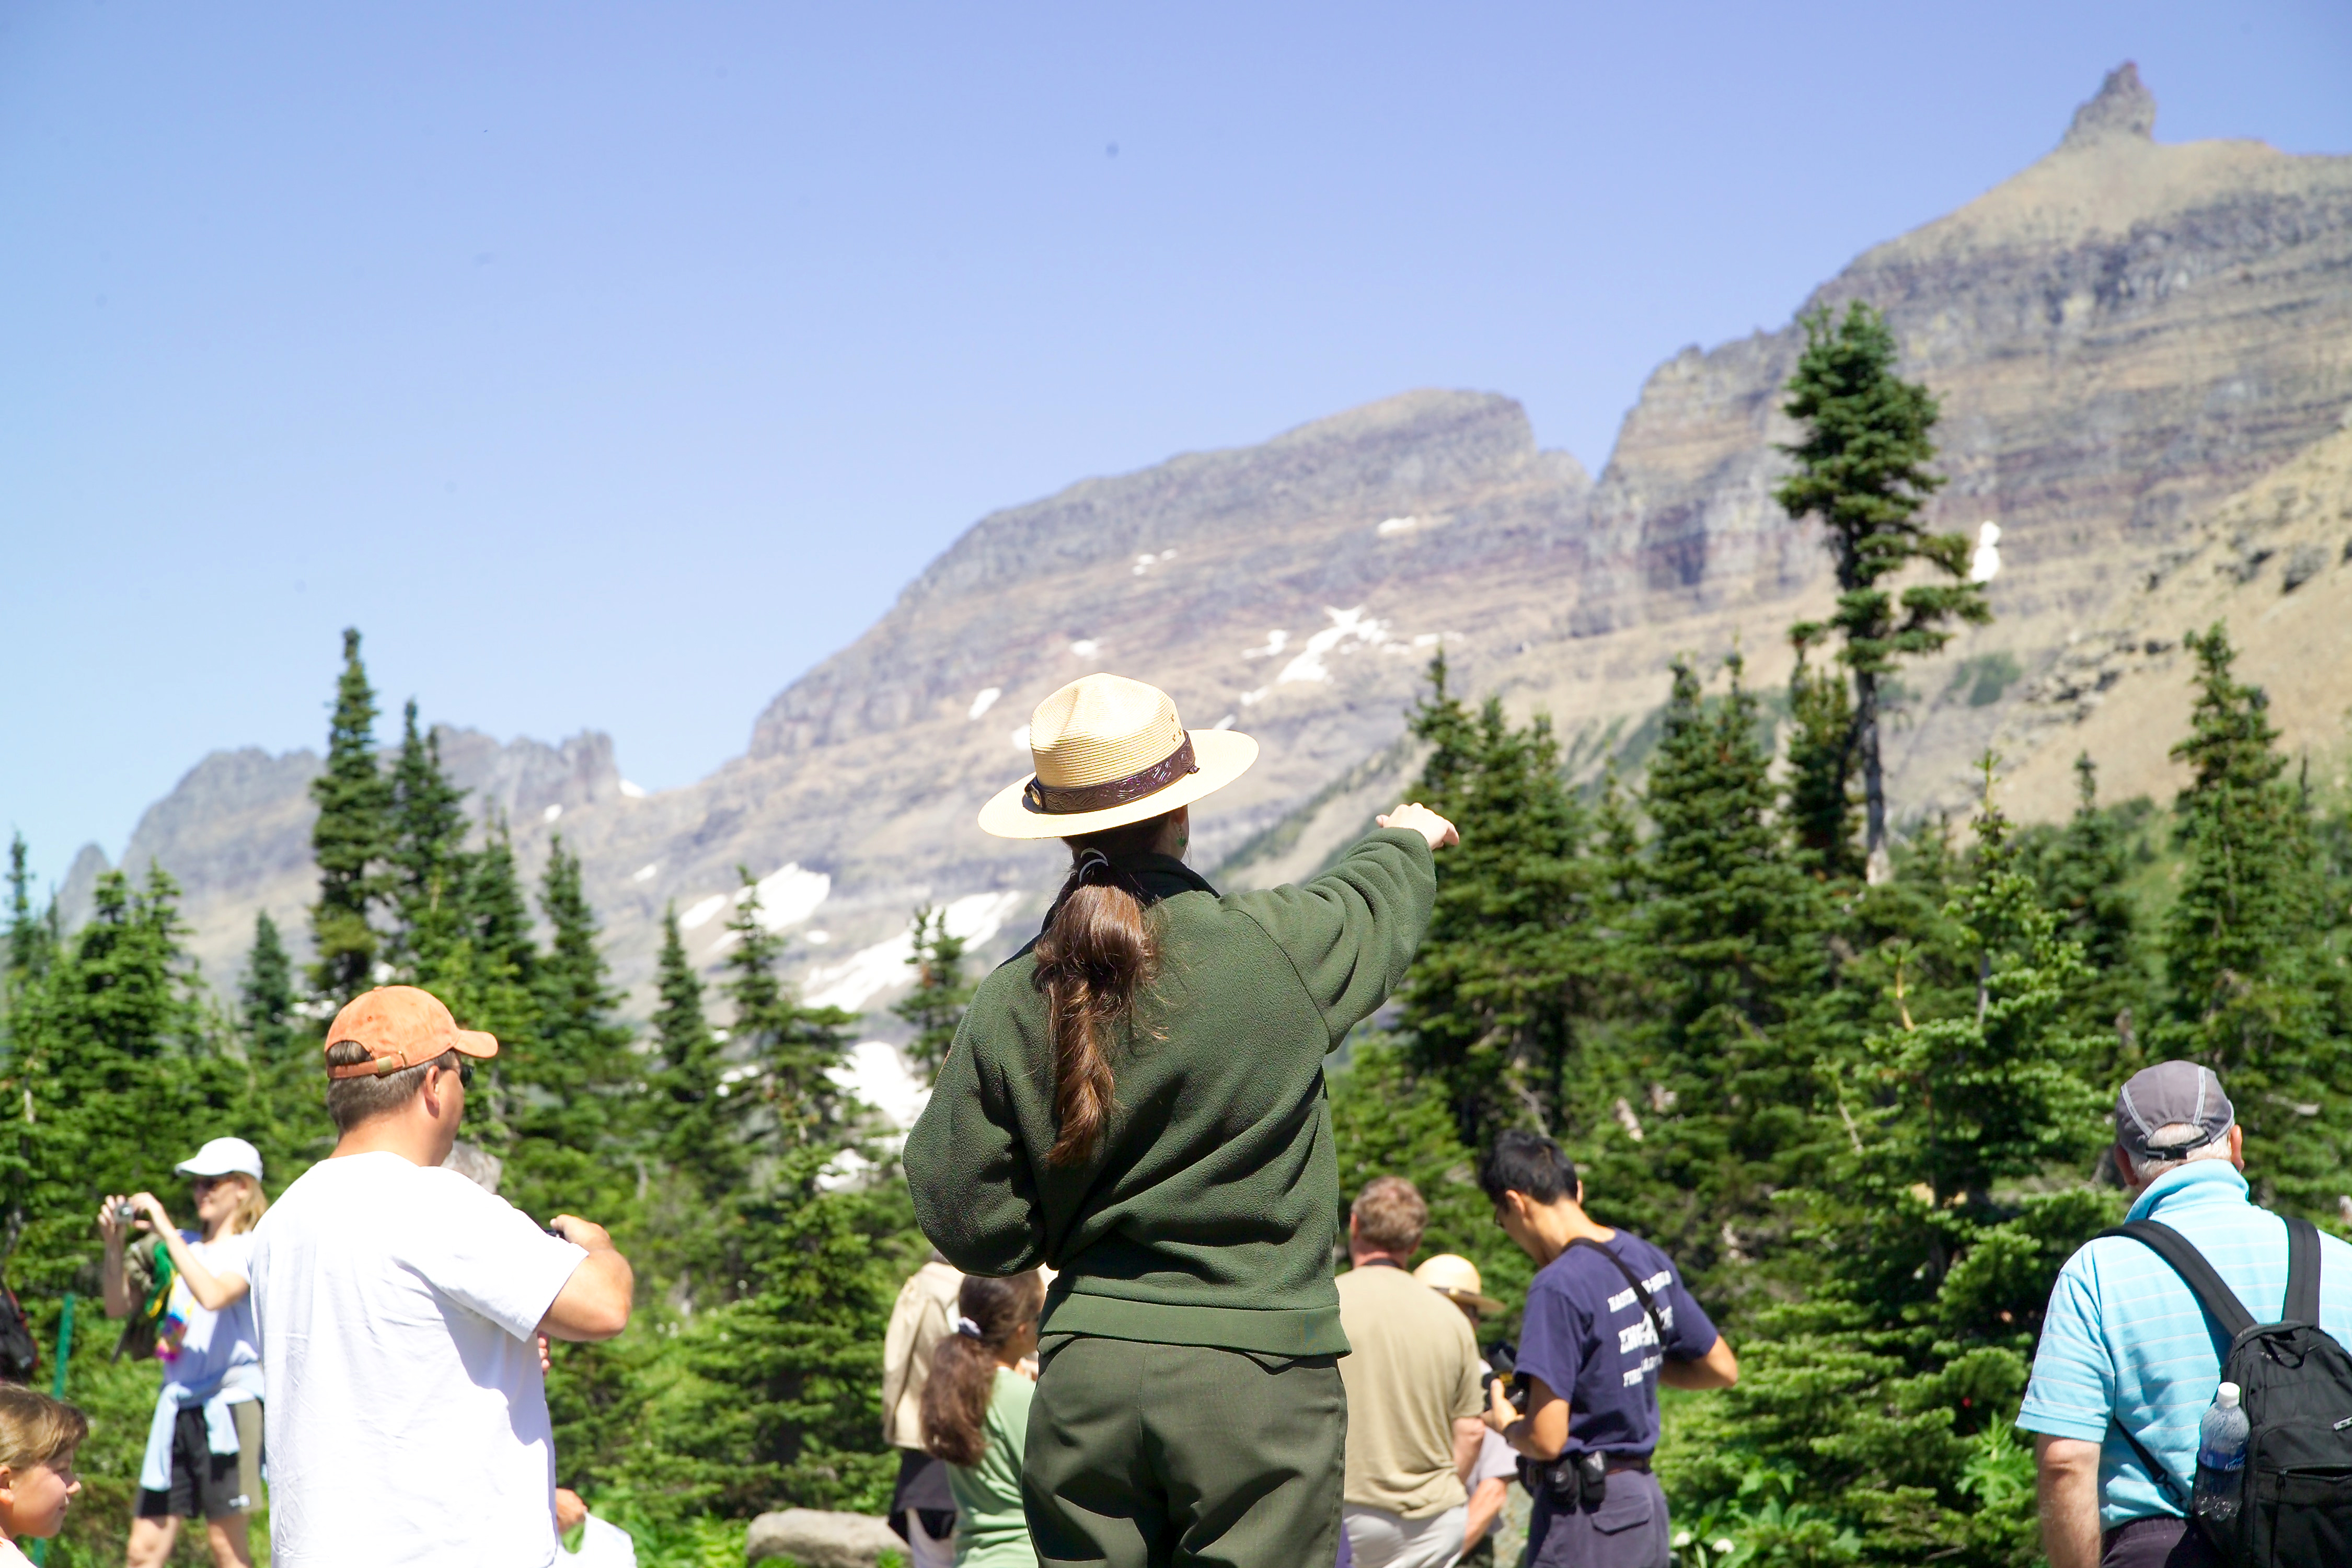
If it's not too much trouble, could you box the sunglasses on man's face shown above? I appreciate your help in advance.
[457,1059,475,1090]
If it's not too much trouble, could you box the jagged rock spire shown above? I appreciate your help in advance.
[2060,62,2157,152]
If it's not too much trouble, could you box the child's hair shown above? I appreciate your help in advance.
[920,1272,1045,1468]
[0,1385,87,1475]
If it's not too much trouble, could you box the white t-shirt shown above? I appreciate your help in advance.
[562,1515,639,1567]
[160,1230,259,1393]
[248,1151,588,1568]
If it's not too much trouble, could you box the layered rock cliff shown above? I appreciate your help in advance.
[80,67,2352,1034]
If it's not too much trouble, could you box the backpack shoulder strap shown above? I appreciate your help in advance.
[2099,1220,2259,1339]
[2108,1413,2186,1505]
[1568,1236,1667,1346]
[2284,1215,2322,1325]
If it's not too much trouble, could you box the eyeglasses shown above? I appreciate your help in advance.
[457,1060,475,1090]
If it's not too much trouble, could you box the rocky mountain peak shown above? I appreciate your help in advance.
[2059,61,2157,152]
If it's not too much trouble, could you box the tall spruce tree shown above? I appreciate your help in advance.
[2019,755,2150,1074]
[4,868,220,1290]
[239,912,296,1064]
[1775,301,1988,882]
[1784,642,1863,881]
[721,868,859,1154]
[434,820,540,1150]
[893,907,971,1081]
[1400,655,1606,1145]
[505,837,638,1221]
[307,628,394,1002]
[386,700,471,977]
[1661,760,2110,1568]
[2158,624,2344,1212]
[1600,654,1825,1293]
[236,910,325,1174]
[6,833,53,993]
[651,903,736,1201]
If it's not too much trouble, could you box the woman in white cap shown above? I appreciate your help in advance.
[906,674,1458,1567]
[98,1137,269,1568]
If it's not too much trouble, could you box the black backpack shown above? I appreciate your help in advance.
[0,1276,37,1385]
[2102,1216,2352,1566]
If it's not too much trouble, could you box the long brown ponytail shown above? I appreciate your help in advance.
[920,1271,1045,1468]
[1033,816,1168,1167]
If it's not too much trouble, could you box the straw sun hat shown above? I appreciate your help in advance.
[1413,1253,1506,1316]
[978,674,1258,840]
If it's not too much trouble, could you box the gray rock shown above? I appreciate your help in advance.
[744,1508,906,1567]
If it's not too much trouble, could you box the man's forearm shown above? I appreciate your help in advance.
[2036,1436,2104,1568]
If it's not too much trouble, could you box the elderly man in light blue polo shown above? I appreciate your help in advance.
[2019,1063,2352,1568]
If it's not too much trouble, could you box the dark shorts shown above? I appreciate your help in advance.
[889,1447,957,1544]
[136,1403,259,1521]
[2102,1516,2222,1568]
[1528,1469,1669,1568]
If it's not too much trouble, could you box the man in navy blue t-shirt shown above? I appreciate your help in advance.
[1480,1131,1738,1568]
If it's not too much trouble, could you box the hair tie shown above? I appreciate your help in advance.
[953,1313,984,1340]
[1073,849,1115,887]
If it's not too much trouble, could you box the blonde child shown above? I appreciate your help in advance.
[0,1385,88,1566]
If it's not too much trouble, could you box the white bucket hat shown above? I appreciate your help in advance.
[176,1136,264,1183]
[978,675,1258,840]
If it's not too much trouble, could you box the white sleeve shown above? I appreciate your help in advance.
[403,1171,589,1341]
[208,1230,257,1284]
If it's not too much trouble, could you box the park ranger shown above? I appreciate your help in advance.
[906,673,1457,1568]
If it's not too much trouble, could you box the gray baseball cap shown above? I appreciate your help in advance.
[2115,1062,2234,1161]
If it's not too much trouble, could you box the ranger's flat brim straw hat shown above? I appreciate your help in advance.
[978,674,1258,839]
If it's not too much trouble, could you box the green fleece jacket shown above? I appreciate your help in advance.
[904,828,1436,1356]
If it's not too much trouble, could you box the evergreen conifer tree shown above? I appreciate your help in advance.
[432,820,540,1150]
[1774,302,1988,881]
[2158,624,2343,1210]
[5,833,53,993]
[721,868,858,1152]
[308,629,394,1002]
[1600,654,1826,1292]
[506,837,638,1222]
[4,868,220,1290]
[239,912,296,1064]
[1662,760,2109,1567]
[2019,755,2151,1074]
[893,907,970,1080]
[385,700,471,976]
[1400,656,1605,1144]
[1784,642,1863,881]
[235,910,327,1173]
[651,903,735,1202]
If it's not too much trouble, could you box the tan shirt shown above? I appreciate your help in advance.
[1336,1261,1485,1517]
[881,1260,963,1449]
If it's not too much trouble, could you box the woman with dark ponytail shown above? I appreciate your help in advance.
[919,1272,1045,1565]
[907,674,1458,1568]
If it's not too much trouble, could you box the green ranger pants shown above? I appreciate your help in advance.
[1024,1335,1345,1568]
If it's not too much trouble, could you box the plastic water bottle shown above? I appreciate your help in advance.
[2193,1380,2250,1527]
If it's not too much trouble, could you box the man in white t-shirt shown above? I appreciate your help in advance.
[249,986,635,1568]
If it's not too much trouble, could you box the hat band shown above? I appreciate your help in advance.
[1024,735,1199,816]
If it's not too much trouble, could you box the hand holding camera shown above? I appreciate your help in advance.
[96,1192,167,1246]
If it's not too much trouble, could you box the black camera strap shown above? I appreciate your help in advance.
[1568,1236,1667,1352]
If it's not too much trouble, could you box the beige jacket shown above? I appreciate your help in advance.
[881,1259,964,1449]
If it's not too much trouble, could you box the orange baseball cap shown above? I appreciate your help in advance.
[324,986,500,1080]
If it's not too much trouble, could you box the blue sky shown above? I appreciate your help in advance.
[5,1,2348,885]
